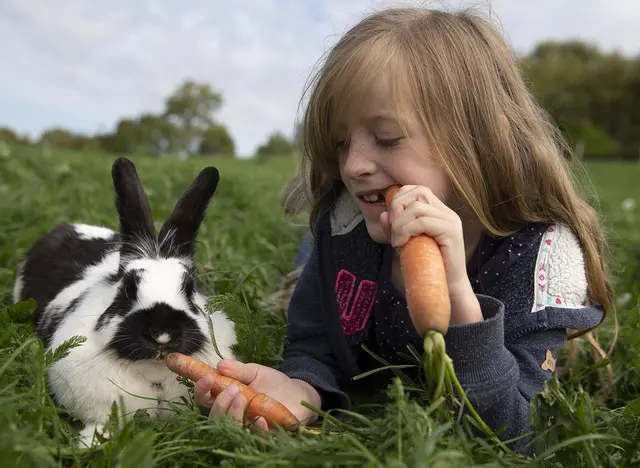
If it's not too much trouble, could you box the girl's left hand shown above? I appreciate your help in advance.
[380,185,482,324]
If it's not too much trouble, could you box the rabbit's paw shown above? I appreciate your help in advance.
[77,422,107,448]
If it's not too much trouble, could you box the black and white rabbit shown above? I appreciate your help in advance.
[12,157,237,446]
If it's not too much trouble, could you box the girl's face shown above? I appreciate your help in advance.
[336,75,456,244]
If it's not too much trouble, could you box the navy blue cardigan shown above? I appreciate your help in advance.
[277,189,604,455]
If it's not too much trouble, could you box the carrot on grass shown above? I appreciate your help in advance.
[385,184,451,336]
[165,352,300,431]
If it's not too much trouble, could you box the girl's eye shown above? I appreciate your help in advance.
[376,137,402,148]
[334,140,348,149]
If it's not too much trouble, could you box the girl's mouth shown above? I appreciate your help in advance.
[359,192,386,205]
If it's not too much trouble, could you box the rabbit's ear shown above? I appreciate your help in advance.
[112,158,157,259]
[158,166,219,258]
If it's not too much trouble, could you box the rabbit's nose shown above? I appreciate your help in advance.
[154,333,172,344]
[145,332,173,345]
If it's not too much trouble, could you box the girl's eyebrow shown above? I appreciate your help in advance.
[363,114,400,125]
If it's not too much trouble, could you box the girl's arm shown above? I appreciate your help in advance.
[443,226,604,456]
[444,294,566,456]
[276,237,352,413]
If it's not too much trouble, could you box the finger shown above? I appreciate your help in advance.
[380,210,391,241]
[392,217,454,248]
[391,200,448,227]
[194,375,215,407]
[390,205,453,247]
[387,188,413,215]
[392,184,418,197]
[255,416,269,432]
[388,186,432,218]
[227,392,247,422]
[209,383,240,418]
[217,360,260,385]
[391,185,453,214]
[391,191,461,231]
[392,184,426,201]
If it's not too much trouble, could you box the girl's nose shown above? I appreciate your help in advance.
[341,138,376,179]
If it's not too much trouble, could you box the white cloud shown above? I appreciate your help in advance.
[0,0,638,157]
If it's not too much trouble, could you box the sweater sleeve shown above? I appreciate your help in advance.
[276,238,351,413]
[443,223,604,456]
[443,296,566,456]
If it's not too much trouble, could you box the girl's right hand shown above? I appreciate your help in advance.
[194,360,321,430]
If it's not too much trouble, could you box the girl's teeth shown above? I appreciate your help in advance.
[363,194,381,203]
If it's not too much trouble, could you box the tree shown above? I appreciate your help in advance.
[164,80,224,156]
[6,78,236,159]
[0,127,18,144]
[521,41,595,129]
[520,40,640,158]
[198,123,235,157]
[0,126,32,145]
[98,114,180,156]
[104,118,139,153]
[255,132,294,159]
[39,128,94,151]
[137,113,180,156]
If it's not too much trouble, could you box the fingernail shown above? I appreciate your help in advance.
[224,384,240,398]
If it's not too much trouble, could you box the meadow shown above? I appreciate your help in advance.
[1,144,639,467]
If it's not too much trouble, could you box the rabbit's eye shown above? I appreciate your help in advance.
[123,270,141,300]
[181,274,195,297]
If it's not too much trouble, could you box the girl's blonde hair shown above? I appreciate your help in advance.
[290,6,616,391]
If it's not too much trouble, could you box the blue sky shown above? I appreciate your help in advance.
[1,0,639,157]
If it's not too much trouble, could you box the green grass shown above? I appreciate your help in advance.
[1,145,639,467]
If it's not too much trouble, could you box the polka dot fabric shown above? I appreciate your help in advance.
[371,223,551,365]
[466,223,550,295]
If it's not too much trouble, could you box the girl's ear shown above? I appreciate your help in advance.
[157,167,220,259]
[112,157,157,260]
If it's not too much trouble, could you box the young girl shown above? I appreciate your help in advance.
[194,6,615,455]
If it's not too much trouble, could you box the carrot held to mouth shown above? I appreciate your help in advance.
[384,184,451,336]
[165,352,300,431]
[384,184,509,452]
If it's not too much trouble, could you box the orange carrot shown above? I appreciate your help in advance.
[385,184,451,335]
[165,352,300,431]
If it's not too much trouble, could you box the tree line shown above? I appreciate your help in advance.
[0,80,297,160]
[1,39,639,160]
